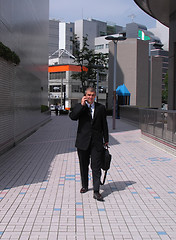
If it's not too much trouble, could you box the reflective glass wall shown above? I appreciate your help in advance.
[0,0,49,153]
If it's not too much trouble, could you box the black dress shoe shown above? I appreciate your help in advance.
[80,187,88,193]
[93,192,104,201]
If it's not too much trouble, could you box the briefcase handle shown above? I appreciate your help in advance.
[104,144,110,149]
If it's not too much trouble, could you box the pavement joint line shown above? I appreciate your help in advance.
[0,116,176,239]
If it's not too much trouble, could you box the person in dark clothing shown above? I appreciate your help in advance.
[69,87,109,201]
[55,103,59,116]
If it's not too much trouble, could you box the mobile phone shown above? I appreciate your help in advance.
[83,93,87,104]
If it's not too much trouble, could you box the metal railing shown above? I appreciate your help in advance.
[140,108,176,146]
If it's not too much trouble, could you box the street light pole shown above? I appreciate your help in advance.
[105,35,126,130]
[113,41,117,129]
[61,73,63,108]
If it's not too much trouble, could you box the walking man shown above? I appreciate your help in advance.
[69,87,109,201]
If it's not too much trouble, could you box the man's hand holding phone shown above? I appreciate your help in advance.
[81,96,88,106]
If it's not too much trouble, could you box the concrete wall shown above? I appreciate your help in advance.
[136,39,149,107]
[108,38,149,108]
[95,36,109,54]
[0,0,50,154]
[119,105,140,126]
[49,20,59,57]
[134,0,176,111]
[150,56,162,108]
[95,34,121,54]
[75,19,97,50]
[149,21,169,51]
[91,19,107,37]
[168,11,176,110]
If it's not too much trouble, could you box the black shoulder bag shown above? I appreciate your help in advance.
[100,146,112,185]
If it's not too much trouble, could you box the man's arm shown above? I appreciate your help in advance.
[69,95,88,121]
[69,104,86,121]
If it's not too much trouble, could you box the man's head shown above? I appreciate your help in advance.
[85,87,96,105]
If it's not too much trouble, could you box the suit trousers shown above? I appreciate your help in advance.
[77,140,103,192]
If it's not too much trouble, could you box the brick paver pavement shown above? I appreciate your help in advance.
[0,114,176,240]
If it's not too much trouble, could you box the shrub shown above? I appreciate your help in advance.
[0,41,20,65]
[41,105,49,113]
[60,110,69,115]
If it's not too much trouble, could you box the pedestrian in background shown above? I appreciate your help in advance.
[55,103,59,116]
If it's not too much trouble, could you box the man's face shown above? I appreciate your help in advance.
[85,91,96,104]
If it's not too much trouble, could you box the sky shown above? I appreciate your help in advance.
[49,0,156,29]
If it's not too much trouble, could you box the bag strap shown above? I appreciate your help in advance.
[100,170,107,185]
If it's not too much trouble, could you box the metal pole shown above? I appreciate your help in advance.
[148,43,151,107]
[113,41,117,129]
[96,69,99,102]
[105,35,126,129]
[61,73,63,108]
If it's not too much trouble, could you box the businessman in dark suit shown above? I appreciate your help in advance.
[69,87,109,201]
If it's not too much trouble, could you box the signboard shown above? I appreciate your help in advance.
[138,30,150,41]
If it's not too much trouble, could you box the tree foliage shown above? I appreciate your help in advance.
[162,72,168,104]
[71,34,108,92]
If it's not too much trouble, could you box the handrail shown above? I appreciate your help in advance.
[140,108,176,146]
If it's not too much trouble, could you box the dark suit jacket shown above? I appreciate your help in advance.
[69,102,109,151]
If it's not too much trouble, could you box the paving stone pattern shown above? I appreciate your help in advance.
[0,115,176,240]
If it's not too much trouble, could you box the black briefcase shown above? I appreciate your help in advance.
[101,146,112,185]
[101,147,111,171]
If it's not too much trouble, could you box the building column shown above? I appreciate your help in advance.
[168,11,176,110]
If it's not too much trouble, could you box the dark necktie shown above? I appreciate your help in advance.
[89,105,92,119]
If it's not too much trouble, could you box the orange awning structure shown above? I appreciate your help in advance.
[48,65,88,73]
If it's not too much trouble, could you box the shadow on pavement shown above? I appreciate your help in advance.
[108,117,139,134]
[109,135,120,145]
[0,116,77,190]
[101,180,136,198]
[0,116,137,191]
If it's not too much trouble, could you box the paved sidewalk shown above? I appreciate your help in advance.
[0,115,176,240]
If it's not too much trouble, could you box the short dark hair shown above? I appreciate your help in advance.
[85,87,96,94]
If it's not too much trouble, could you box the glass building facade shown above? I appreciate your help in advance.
[0,0,49,154]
